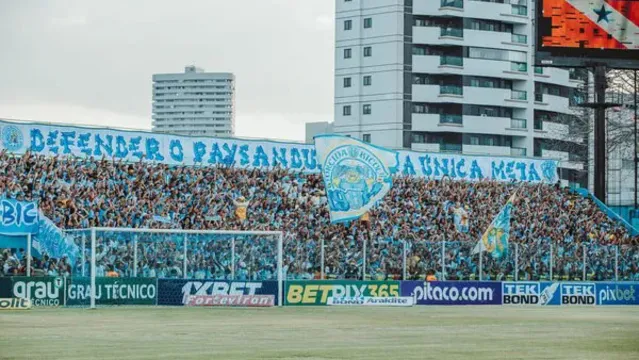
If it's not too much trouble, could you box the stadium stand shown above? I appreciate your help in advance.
[1,150,638,281]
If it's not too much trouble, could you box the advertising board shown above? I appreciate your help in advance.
[401,281,501,305]
[158,280,279,306]
[327,296,413,307]
[596,283,638,305]
[186,294,274,307]
[11,276,65,307]
[502,282,596,306]
[0,298,32,310]
[66,277,157,306]
[285,281,400,306]
[535,0,639,69]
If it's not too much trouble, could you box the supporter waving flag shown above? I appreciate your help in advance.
[473,192,517,259]
[453,206,469,233]
[314,135,398,223]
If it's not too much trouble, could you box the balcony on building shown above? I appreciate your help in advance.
[440,55,464,67]
[440,85,463,96]
[509,118,527,130]
[441,0,463,10]
[510,147,527,157]
[440,114,463,125]
[510,90,527,101]
[511,33,527,44]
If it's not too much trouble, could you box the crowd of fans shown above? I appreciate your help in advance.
[1,150,638,281]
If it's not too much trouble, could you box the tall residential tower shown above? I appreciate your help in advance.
[333,0,587,186]
[152,65,235,137]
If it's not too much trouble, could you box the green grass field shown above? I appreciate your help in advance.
[0,306,638,359]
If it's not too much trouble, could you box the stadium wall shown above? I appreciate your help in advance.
[1,278,638,308]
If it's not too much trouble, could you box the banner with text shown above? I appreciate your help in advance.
[157,279,279,306]
[10,276,65,307]
[65,277,157,306]
[596,283,638,305]
[401,281,502,305]
[285,280,400,306]
[1,120,559,183]
[0,199,39,235]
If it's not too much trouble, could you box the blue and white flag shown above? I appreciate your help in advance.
[314,135,398,223]
[472,192,516,259]
[0,199,39,235]
[453,207,469,233]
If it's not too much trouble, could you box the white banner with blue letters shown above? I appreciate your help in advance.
[0,199,39,235]
[0,119,559,183]
[314,135,399,223]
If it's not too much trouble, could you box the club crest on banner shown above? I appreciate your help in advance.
[314,135,398,223]
[1,125,24,152]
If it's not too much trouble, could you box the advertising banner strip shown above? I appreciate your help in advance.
[285,280,400,306]
[401,281,502,305]
[65,277,157,306]
[157,279,279,306]
[0,298,32,310]
[596,283,639,305]
[0,119,558,183]
[186,294,274,307]
[327,296,414,307]
[10,276,65,307]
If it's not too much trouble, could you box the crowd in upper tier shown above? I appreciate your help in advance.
[1,150,638,280]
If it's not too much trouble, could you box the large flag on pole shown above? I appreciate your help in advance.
[472,192,516,259]
[314,135,398,223]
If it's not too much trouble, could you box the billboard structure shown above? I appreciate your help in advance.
[536,0,639,69]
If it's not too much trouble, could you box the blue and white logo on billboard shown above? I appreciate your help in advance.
[1,125,23,152]
[560,283,596,305]
[314,135,398,223]
[596,283,638,305]
[502,282,559,305]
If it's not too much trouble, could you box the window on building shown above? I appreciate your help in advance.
[364,18,372,28]
[363,46,372,57]
[343,105,352,116]
[363,75,372,86]
[344,77,352,88]
[470,136,479,145]
[363,134,371,143]
[344,48,352,59]
[363,104,372,115]
[344,20,352,31]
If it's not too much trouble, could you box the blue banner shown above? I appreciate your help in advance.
[401,281,502,305]
[33,211,79,265]
[157,279,279,306]
[596,283,639,305]
[0,119,559,183]
[502,282,596,306]
[0,199,39,235]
